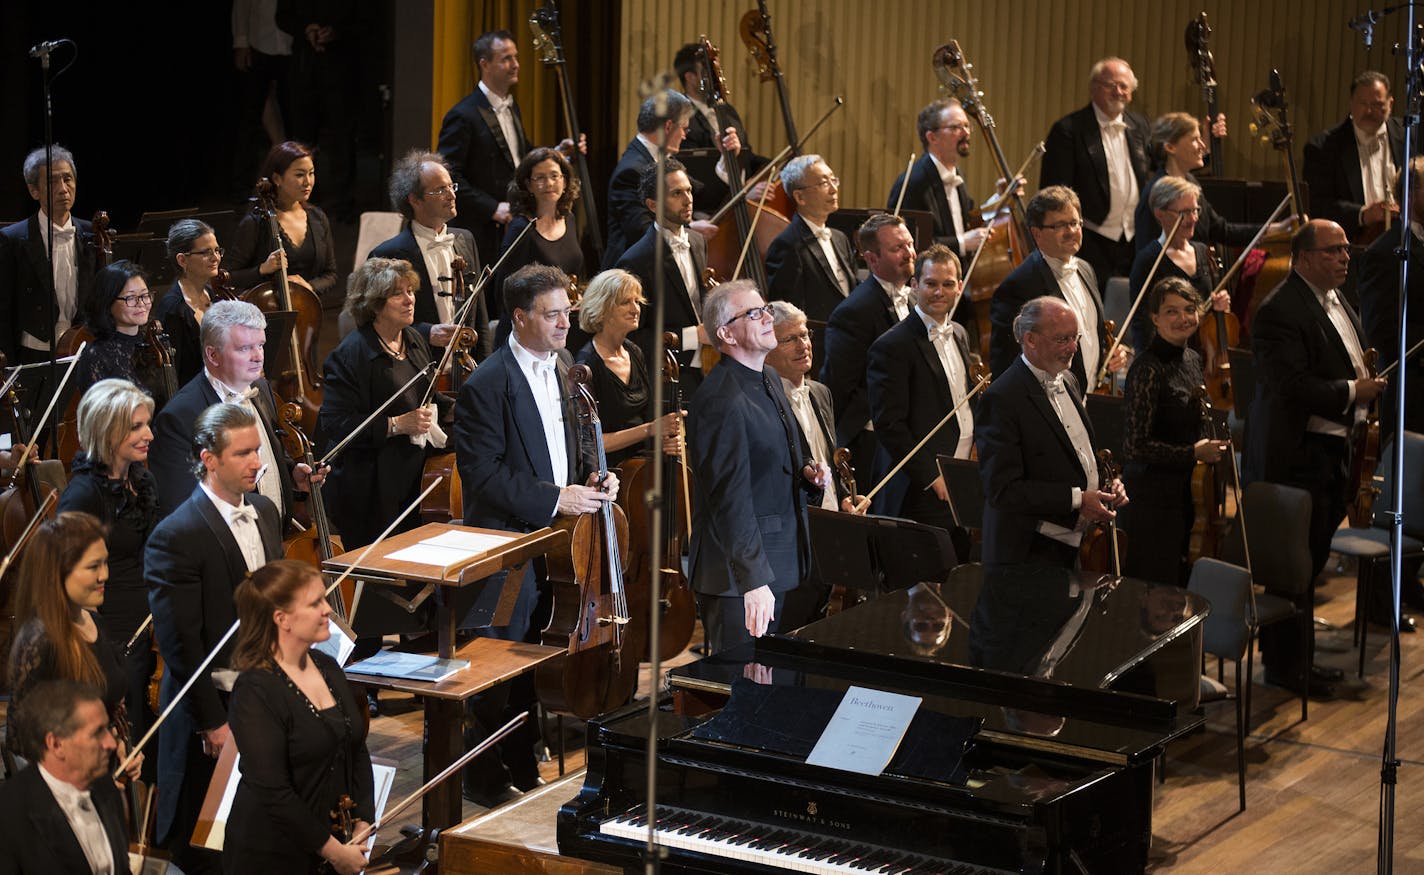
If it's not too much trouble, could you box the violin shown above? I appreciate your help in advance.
[54,209,109,359]
[617,333,696,661]
[0,356,59,559]
[1347,348,1383,527]
[1241,69,1307,329]
[933,40,1037,358]
[528,1,604,262]
[1185,13,1224,177]
[823,447,868,616]
[1078,449,1127,577]
[433,256,480,395]
[1188,387,1229,566]
[315,794,358,874]
[1195,245,1240,411]
[241,178,325,435]
[138,319,181,404]
[210,267,240,302]
[279,402,351,617]
[536,364,640,720]
[1094,319,1124,395]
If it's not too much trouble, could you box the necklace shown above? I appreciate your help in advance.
[378,329,406,360]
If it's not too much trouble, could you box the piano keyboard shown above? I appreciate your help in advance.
[598,804,1010,874]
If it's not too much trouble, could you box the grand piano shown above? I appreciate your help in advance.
[556,564,1208,873]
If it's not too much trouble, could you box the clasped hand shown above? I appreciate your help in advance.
[557,470,621,515]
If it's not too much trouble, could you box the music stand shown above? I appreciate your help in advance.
[808,507,957,596]
[259,310,299,383]
[1085,392,1125,462]
[936,455,985,531]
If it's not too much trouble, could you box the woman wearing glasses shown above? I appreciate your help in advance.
[572,270,681,468]
[493,148,586,346]
[152,217,224,383]
[72,260,168,403]
[1127,176,1229,350]
[224,140,337,298]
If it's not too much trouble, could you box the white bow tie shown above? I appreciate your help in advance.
[426,232,455,251]
[1051,258,1078,280]
[534,360,558,379]
[49,225,75,243]
[890,286,914,309]
[788,385,810,407]
[1043,373,1069,396]
[1101,119,1127,134]
[225,386,259,404]
[943,170,964,189]
[665,232,691,253]
[811,225,832,242]
[488,93,513,112]
[927,322,956,345]
[230,503,258,525]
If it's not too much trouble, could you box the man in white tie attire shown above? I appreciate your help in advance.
[764,154,859,321]
[1303,70,1407,244]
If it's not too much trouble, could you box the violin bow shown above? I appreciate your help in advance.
[853,373,989,512]
[707,97,845,226]
[10,341,86,473]
[891,153,915,218]
[0,489,57,580]
[1206,194,1292,299]
[319,361,438,468]
[1379,337,1424,378]
[946,226,993,324]
[732,162,783,281]
[113,477,445,780]
[1095,211,1185,387]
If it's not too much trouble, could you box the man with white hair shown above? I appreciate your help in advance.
[764,154,858,321]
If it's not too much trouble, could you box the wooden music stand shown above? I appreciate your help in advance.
[324,523,569,830]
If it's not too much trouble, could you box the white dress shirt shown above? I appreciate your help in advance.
[1023,355,1098,545]
[1354,122,1395,211]
[200,480,266,572]
[783,377,838,511]
[206,372,284,512]
[509,334,570,512]
[37,765,114,875]
[805,219,852,295]
[662,225,701,309]
[1301,276,1370,437]
[928,152,970,246]
[411,220,457,324]
[1088,105,1139,242]
[480,81,523,167]
[21,212,79,352]
[876,276,913,323]
[916,306,974,458]
[1043,254,1102,384]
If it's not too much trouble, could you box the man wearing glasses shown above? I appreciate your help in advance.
[1039,57,1151,288]
[765,154,858,322]
[688,282,832,653]
[0,145,98,364]
[1244,219,1388,697]
[886,98,1000,261]
[989,186,1127,388]
[1303,71,1405,243]
[975,295,1128,572]
[370,149,488,361]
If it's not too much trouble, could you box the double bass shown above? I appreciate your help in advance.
[278,402,352,617]
[536,365,640,720]
[1241,69,1307,328]
[933,40,1037,357]
[1186,13,1225,177]
[617,333,696,661]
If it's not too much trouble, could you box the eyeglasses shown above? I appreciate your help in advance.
[937,123,972,135]
[1034,331,1081,347]
[1165,207,1202,217]
[777,329,814,346]
[424,182,459,198]
[803,176,840,191]
[723,303,776,327]
[530,173,563,186]
[1038,220,1083,232]
[117,292,152,307]
[1308,244,1351,256]
[184,247,225,259]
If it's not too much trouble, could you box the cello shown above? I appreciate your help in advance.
[536,364,640,720]
[933,41,1038,358]
[242,178,324,435]
[528,0,604,262]
[617,333,696,661]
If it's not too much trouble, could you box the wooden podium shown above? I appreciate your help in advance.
[324,523,569,830]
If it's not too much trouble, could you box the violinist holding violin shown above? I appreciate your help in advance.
[153,218,226,385]
[1127,176,1229,351]
[1119,278,1229,586]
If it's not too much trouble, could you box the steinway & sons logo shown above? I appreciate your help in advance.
[768,799,851,830]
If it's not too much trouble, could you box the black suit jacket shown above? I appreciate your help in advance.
[974,357,1095,565]
[867,314,975,497]
[615,223,709,369]
[1039,104,1151,227]
[603,138,656,269]
[148,371,298,518]
[764,213,857,322]
[0,213,97,359]
[683,99,770,211]
[454,342,595,531]
[438,87,531,263]
[1243,271,1366,485]
[779,375,846,503]
[1357,222,1424,432]
[0,762,129,875]
[820,275,902,447]
[145,485,281,839]
[368,224,492,360]
[1302,116,1406,238]
[989,249,1107,388]
[688,357,817,597]
[886,153,977,256]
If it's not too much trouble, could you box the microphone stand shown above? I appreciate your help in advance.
[36,41,57,454]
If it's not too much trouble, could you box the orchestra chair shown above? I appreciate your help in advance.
[1218,481,1312,732]
[1186,556,1254,811]
[1332,430,1424,677]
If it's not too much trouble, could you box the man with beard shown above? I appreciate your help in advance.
[1303,70,1406,243]
[887,98,998,261]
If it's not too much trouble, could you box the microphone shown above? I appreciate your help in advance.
[28,40,61,58]
[1349,10,1379,49]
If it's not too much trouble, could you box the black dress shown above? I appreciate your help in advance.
[1127,239,1219,352]
[319,323,442,548]
[575,338,651,469]
[73,330,171,407]
[1120,336,1208,585]
[151,282,205,386]
[224,205,338,298]
[7,612,127,719]
[493,214,587,345]
[224,650,374,874]
[57,455,160,752]
[1134,170,1259,252]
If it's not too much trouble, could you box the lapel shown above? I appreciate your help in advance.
[1341,124,1367,205]
[453,228,479,273]
[807,381,837,450]
[501,346,557,483]
[653,229,698,318]
[474,89,517,172]
[23,215,51,288]
[26,777,96,873]
[908,316,955,409]
[1019,360,1089,479]
[192,486,254,586]
[795,214,848,294]
[1080,106,1111,202]
[1293,275,1357,371]
[910,155,954,237]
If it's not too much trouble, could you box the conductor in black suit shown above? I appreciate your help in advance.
[688,281,832,653]
[989,186,1127,388]
[437,30,530,266]
[369,149,487,355]
[764,154,858,321]
[886,98,998,260]
[0,680,130,875]
[1039,58,1151,287]
[975,296,1127,570]
[674,42,770,213]
[616,158,710,391]
[0,145,97,364]
[147,299,318,520]
[1244,219,1387,694]
[1302,71,1405,241]
[454,263,614,805]
[868,244,978,533]
[146,403,283,872]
